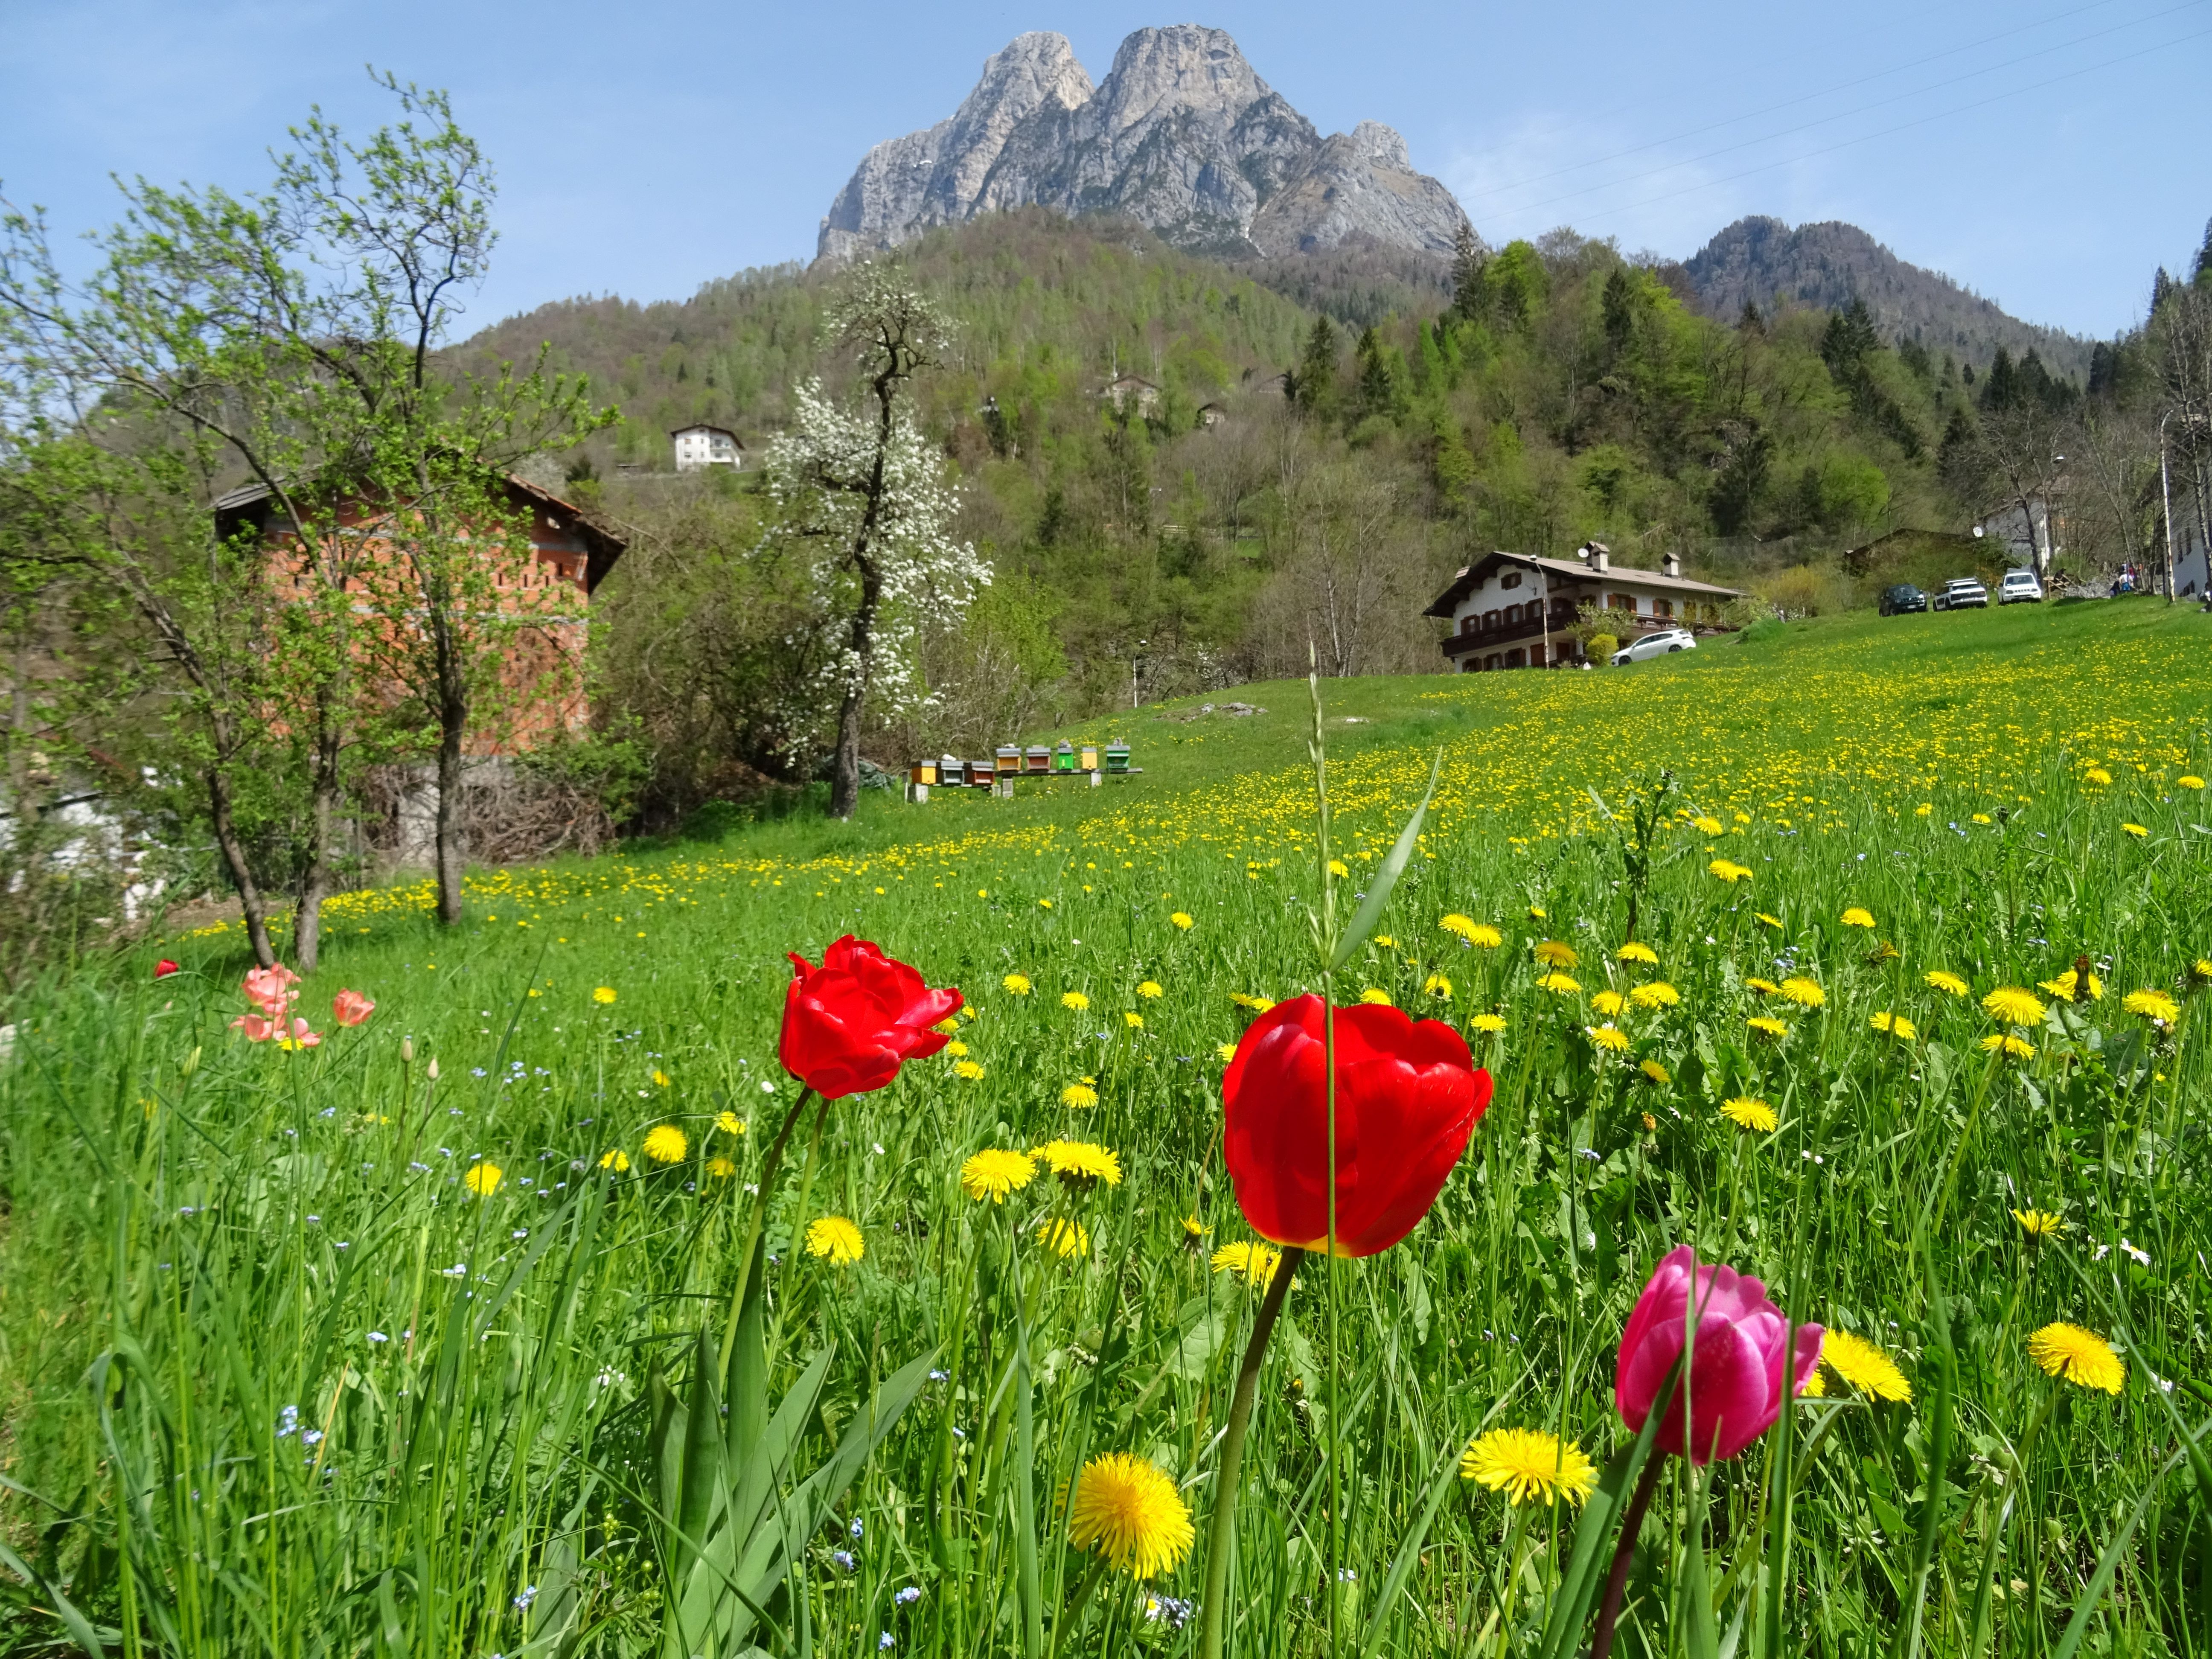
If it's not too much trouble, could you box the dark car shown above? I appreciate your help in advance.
[1878,583,1928,616]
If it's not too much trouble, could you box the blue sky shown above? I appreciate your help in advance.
[4,0,2205,342]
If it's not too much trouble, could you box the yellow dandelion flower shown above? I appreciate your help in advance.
[1639,1058,1670,1085]
[1971,812,1993,825]
[2180,775,2206,789]
[1137,980,1164,999]
[1915,803,1933,816]
[1840,907,1876,929]
[1181,1216,1207,1242]
[1630,981,1680,1010]
[1982,987,2046,1026]
[465,1161,503,1196]
[2084,767,2113,786]
[1617,941,1659,965]
[806,1216,864,1266]
[1924,970,1970,997]
[1210,1241,1288,1289]
[1061,1082,1100,1109]
[954,1059,986,1080]
[1124,1011,1145,1029]
[706,1155,737,1179]
[2027,1322,2125,1393]
[2012,1208,2066,1238]
[1722,1096,1778,1133]
[1328,859,1349,878]
[1755,912,1784,929]
[1471,1012,1507,1034]
[1538,972,1581,995]
[598,1149,629,1171]
[1423,973,1453,1001]
[1170,912,1194,931]
[1230,992,1277,1012]
[592,987,617,1005]
[1588,1024,1630,1053]
[1528,905,1547,920]
[1066,1452,1194,1579]
[1534,940,1579,968]
[1061,990,1090,1012]
[1590,990,1625,1016]
[1822,1330,1912,1401]
[1693,815,1725,835]
[652,1069,671,1088]
[1373,935,1396,949]
[1708,859,1754,883]
[1980,1033,2036,1059]
[1215,1042,1238,1062]
[2195,959,2212,983]
[2123,988,2180,1023]
[945,1039,970,1058]
[1442,914,1502,947]
[1036,1139,1121,1188]
[960,1148,1037,1203]
[1869,1011,1917,1040]
[1778,976,1827,1009]
[2122,823,2149,839]
[643,1124,689,1165]
[932,1017,960,1035]
[1746,977,1781,995]
[1746,1015,1789,1039]
[1460,1427,1599,1506]
[2039,969,2104,1003]
[1801,1366,1827,1398]
[1004,973,1033,995]
[1037,1217,1090,1259]
[1359,987,1394,1006]
[716,1111,746,1136]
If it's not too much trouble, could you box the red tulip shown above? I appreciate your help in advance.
[332,989,375,1027]
[154,959,180,978]
[779,935,963,1100]
[1221,994,1489,1258]
[242,964,301,1018]
[1615,1246,1822,1464]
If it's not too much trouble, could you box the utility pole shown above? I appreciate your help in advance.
[2160,409,2178,606]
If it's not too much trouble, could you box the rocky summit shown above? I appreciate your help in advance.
[816,26,1472,264]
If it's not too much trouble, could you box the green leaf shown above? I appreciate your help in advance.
[1895,1228,1956,1659]
[1357,1435,1464,1659]
[1330,748,1443,972]
[1533,1356,1678,1659]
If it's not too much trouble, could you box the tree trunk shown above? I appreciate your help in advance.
[294,719,341,973]
[209,766,277,969]
[435,704,466,924]
[829,558,882,822]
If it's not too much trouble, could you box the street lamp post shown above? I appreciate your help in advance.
[2160,409,2178,606]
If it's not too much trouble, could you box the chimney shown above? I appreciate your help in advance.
[1592,544,1610,573]
[1663,550,1682,578]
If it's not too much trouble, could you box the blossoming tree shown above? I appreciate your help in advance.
[757,265,990,819]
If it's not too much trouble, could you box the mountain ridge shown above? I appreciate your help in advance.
[816,26,1472,265]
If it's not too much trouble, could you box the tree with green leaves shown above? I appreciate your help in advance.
[0,75,604,961]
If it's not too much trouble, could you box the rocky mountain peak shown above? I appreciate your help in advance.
[816,26,1471,264]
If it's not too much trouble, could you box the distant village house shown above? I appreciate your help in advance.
[671,424,745,472]
[1424,544,1743,672]
[1100,374,1160,418]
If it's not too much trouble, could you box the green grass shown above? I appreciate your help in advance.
[3,596,2212,1659]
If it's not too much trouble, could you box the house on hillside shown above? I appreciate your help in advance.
[2170,509,2209,599]
[672,424,745,472]
[1423,544,1744,672]
[1197,401,1226,428]
[214,472,626,749]
[1975,487,2066,572]
[1100,374,1160,417]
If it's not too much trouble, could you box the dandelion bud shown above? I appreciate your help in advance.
[426,1058,440,1081]
[402,1037,415,1064]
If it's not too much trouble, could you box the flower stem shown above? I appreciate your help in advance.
[717,1083,814,1377]
[1589,1452,1666,1659]
[1198,1245,1307,1659]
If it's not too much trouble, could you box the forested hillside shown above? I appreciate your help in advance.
[442,209,2122,820]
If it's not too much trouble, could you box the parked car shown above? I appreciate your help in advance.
[1999,568,2044,604]
[1932,578,1988,611]
[1878,583,1928,616]
[1611,628,1698,665]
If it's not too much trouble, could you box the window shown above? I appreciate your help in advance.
[1505,648,1526,668]
[1460,612,1477,635]
[1500,571,1523,591]
[1607,592,1633,611]
[1483,609,1500,630]
[1653,598,1673,619]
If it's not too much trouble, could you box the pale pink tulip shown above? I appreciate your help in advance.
[231,1013,277,1042]
[279,1017,322,1050]
[1615,1245,1821,1464]
[242,964,302,1018]
[332,989,375,1027]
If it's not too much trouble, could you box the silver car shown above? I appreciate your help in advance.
[1612,628,1698,665]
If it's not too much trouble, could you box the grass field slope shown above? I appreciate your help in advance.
[3,598,2211,1659]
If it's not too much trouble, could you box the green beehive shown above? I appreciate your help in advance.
[1105,739,1130,774]
[1054,740,1076,773]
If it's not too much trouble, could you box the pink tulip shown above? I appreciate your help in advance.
[280,1017,322,1050]
[1615,1245,1821,1464]
[242,964,301,1018]
[332,989,375,1027]
[231,1013,277,1042]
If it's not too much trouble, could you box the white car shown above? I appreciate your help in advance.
[1612,628,1697,665]
[1999,569,2044,605]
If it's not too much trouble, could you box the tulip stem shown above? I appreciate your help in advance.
[718,1084,815,1379]
[1589,1452,1666,1659]
[1198,1245,1306,1659]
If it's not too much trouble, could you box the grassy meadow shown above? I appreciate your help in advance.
[4,596,2212,1659]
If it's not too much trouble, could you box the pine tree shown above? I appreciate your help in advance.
[1296,316,1338,415]
[1449,223,1487,323]
[1602,268,1636,354]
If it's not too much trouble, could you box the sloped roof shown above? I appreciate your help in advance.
[1423,550,1743,618]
